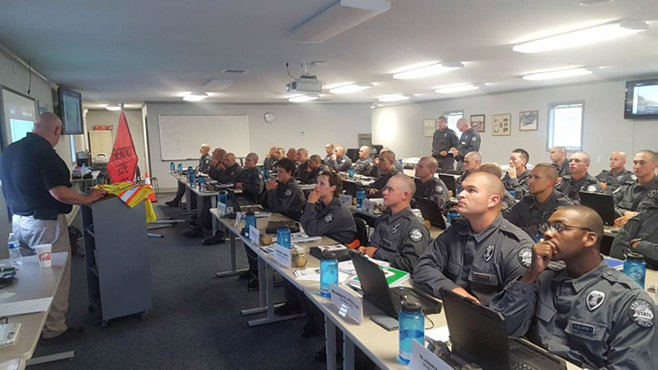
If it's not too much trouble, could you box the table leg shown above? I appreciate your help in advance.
[326,318,337,370]
[240,256,284,316]
[215,232,247,278]
[26,351,75,366]
[246,262,304,327]
[343,335,355,370]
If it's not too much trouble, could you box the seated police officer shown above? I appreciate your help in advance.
[413,156,449,210]
[457,151,481,185]
[413,172,532,305]
[610,205,658,269]
[293,148,309,179]
[505,163,572,240]
[358,175,430,273]
[501,148,530,200]
[368,149,399,197]
[353,146,374,176]
[263,146,278,170]
[165,143,211,207]
[613,149,658,227]
[549,146,570,178]
[595,151,633,192]
[262,157,306,220]
[491,205,657,369]
[554,151,601,203]
[327,145,352,172]
[235,152,264,204]
[478,162,517,215]
[296,154,325,184]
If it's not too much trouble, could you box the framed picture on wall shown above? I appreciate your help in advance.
[519,110,539,131]
[492,113,511,136]
[470,114,485,132]
[423,119,436,137]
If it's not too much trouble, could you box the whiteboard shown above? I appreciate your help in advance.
[158,115,250,160]
[1,87,37,149]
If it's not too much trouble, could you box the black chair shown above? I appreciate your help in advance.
[354,217,369,246]
[346,148,359,162]
[372,144,383,156]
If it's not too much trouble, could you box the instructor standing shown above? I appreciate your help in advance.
[0,112,105,340]
[431,116,458,172]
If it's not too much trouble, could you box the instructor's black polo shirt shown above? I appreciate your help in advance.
[1,133,72,216]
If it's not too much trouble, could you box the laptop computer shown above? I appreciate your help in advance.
[415,197,447,229]
[579,191,616,226]
[438,174,457,194]
[342,179,358,197]
[350,253,442,318]
[441,288,566,370]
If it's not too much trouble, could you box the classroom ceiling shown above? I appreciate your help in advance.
[1,0,657,108]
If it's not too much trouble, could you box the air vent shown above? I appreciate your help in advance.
[221,69,247,74]
[203,79,233,91]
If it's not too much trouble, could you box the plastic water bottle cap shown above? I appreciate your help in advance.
[625,252,645,261]
[322,252,337,260]
[401,299,422,312]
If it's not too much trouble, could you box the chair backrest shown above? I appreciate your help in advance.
[346,148,359,162]
[354,217,368,246]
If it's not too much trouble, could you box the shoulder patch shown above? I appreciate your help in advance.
[648,190,657,199]
[324,213,334,223]
[435,185,444,194]
[409,227,423,242]
[471,136,476,141]
[284,189,292,197]
[586,290,605,311]
[517,247,532,268]
[629,299,655,328]
[483,245,494,262]
[586,185,597,192]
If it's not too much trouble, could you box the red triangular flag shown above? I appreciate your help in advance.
[107,111,139,183]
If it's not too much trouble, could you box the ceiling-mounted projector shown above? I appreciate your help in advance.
[285,61,326,93]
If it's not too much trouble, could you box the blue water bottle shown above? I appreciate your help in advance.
[263,168,269,181]
[534,231,544,243]
[244,211,256,237]
[177,163,183,172]
[398,299,425,365]
[320,252,338,297]
[447,210,460,226]
[348,168,355,179]
[170,162,175,173]
[623,252,646,289]
[277,228,291,248]
[356,190,366,210]
[218,191,227,205]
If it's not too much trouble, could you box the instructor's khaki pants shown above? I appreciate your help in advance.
[12,214,71,338]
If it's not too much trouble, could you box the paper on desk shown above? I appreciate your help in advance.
[0,358,22,370]
[0,292,16,299]
[338,258,389,275]
[425,325,450,343]
[291,232,322,243]
[0,297,52,317]
[294,268,350,283]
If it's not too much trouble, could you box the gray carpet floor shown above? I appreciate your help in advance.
[29,193,326,369]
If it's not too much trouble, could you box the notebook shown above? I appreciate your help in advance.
[0,323,20,348]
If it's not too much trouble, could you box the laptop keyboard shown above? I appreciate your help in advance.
[511,360,537,370]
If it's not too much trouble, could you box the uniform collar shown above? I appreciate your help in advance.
[552,258,606,293]
[384,206,413,224]
[529,191,559,210]
[459,214,504,243]
[26,132,52,147]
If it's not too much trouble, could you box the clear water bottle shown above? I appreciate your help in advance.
[356,190,366,210]
[244,211,256,237]
[398,299,425,364]
[7,233,22,267]
[320,252,338,297]
[277,228,291,248]
[624,252,646,289]
[170,162,175,173]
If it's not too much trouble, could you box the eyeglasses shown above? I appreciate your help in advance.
[539,222,591,233]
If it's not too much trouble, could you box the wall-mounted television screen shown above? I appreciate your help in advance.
[58,87,83,134]
[0,86,38,149]
[624,78,658,120]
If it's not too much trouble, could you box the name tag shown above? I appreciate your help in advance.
[330,283,363,323]
[249,226,260,245]
[571,321,595,335]
[273,244,292,268]
[409,340,452,370]
[339,194,353,206]
[471,272,493,283]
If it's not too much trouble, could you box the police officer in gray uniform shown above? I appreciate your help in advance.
[595,151,633,192]
[217,153,243,184]
[414,172,532,305]
[432,116,459,172]
[610,205,658,268]
[368,149,400,197]
[549,146,570,178]
[451,118,481,171]
[612,150,658,223]
[296,155,325,184]
[413,156,449,209]
[263,158,306,220]
[501,148,531,200]
[326,146,352,172]
[235,152,264,204]
[554,152,601,203]
[353,146,374,176]
[505,164,573,239]
[359,175,429,273]
[491,206,657,369]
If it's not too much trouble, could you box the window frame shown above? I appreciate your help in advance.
[443,110,464,133]
[547,101,585,152]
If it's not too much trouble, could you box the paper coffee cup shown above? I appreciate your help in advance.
[35,244,52,268]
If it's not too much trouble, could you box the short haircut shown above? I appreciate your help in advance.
[552,146,566,155]
[297,148,308,156]
[532,163,558,181]
[419,156,438,172]
[246,152,259,162]
[390,174,416,197]
[319,170,343,197]
[478,162,503,178]
[277,158,296,174]
[360,146,370,153]
[201,143,210,150]
[512,148,529,164]
[225,152,236,160]
[465,151,482,162]
[562,205,604,248]
[276,148,285,154]
[637,149,658,163]
[467,171,505,200]
[572,151,591,165]
[379,149,396,163]
[309,154,322,163]
[437,116,447,122]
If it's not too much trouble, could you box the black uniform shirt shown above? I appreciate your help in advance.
[502,169,530,200]
[553,160,570,178]
[218,164,243,184]
[0,133,72,215]
[456,128,481,159]
[555,173,601,203]
[369,168,400,197]
[595,169,633,192]
[612,175,658,215]
[504,191,573,239]
[299,198,357,245]
[432,128,458,156]
[354,158,374,176]
[236,168,264,203]
[196,154,211,174]
[610,205,658,267]
[328,155,352,172]
[414,177,449,210]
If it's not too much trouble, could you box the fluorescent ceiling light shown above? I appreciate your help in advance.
[287,0,390,43]
[522,68,593,81]
[329,82,373,94]
[288,94,319,103]
[378,94,410,102]
[183,92,208,101]
[513,20,648,53]
[392,62,464,80]
[435,84,480,94]
[105,104,121,111]
[580,0,614,6]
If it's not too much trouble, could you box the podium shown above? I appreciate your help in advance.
[81,196,153,326]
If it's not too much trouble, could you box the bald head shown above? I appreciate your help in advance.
[464,151,482,172]
[359,146,370,159]
[335,146,345,157]
[609,151,627,172]
[390,174,416,196]
[224,153,236,167]
[471,171,505,200]
[32,113,63,147]
[245,152,259,168]
[383,174,416,211]
[457,118,470,132]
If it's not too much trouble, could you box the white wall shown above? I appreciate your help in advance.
[85,109,148,174]
[145,102,371,190]
[372,80,658,175]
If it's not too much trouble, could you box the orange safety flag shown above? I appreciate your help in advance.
[107,111,138,183]
[97,183,157,223]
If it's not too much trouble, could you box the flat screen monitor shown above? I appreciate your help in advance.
[58,87,84,134]
[624,78,658,119]
[0,86,37,149]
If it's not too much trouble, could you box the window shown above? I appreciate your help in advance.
[548,102,584,151]
[443,110,463,133]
